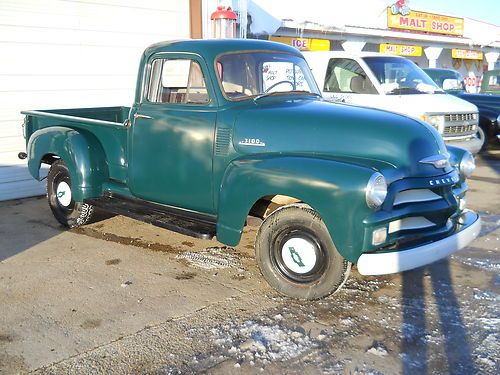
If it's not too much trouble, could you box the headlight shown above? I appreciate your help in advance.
[421,114,445,133]
[497,113,500,124]
[366,172,387,210]
[459,152,475,178]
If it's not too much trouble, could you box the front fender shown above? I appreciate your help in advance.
[27,126,108,201]
[216,155,376,262]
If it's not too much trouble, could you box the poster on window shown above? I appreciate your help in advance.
[262,62,309,92]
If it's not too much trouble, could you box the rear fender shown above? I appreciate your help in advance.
[27,126,108,201]
[216,155,375,262]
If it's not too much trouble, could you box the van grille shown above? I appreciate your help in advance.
[443,112,478,138]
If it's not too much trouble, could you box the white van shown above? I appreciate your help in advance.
[304,51,483,154]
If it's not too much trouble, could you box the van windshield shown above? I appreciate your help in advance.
[216,52,320,100]
[363,56,443,95]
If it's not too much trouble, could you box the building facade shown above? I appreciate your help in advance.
[238,0,500,93]
[0,0,198,201]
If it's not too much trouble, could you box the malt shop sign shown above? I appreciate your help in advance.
[387,8,464,36]
[380,43,422,57]
[451,49,483,60]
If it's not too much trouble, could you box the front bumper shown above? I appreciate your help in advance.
[445,136,483,154]
[357,210,480,276]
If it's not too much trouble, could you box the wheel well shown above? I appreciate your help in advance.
[249,195,302,219]
[41,153,60,165]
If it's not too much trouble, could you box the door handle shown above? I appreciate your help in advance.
[134,113,153,120]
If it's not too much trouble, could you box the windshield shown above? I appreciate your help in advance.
[424,69,465,91]
[216,52,320,100]
[363,56,443,95]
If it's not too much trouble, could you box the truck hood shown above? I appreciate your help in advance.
[232,98,451,180]
[385,93,478,119]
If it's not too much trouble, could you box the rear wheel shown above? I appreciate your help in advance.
[47,160,94,227]
[255,204,351,300]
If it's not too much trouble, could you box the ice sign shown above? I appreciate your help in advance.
[262,62,310,92]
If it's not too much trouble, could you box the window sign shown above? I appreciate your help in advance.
[262,62,310,92]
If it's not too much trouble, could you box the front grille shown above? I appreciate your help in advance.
[444,113,475,122]
[445,124,476,135]
[383,174,459,237]
[443,112,478,137]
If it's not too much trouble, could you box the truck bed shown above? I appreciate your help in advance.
[22,106,130,182]
[22,106,130,125]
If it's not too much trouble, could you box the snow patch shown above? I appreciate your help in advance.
[211,320,317,362]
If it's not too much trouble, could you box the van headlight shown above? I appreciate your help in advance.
[421,114,445,132]
[459,152,475,178]
[366,172,387,210]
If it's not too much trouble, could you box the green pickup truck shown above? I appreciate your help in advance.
[21,39,481,300]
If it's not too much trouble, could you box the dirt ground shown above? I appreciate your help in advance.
[0,150,498,375]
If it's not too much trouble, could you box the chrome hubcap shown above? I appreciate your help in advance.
[281,237,317,274]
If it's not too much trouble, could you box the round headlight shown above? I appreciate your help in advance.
[366,173,387,210]
[459,152,475,178]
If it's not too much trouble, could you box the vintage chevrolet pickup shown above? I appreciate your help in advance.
[21,39,481,299]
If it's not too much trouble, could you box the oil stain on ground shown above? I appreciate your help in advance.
[175,271,197,280]
[0,333,15,343]
[105,258,121,265]
[81,319,102,329]
[71,227,180,253]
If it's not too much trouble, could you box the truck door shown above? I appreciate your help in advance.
[321,58,378,107]
[128,54,217,214]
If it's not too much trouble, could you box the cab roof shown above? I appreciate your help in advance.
[143,39,303,61]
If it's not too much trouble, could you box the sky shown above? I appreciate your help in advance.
[231,0,500,27]
[395,0,499,25]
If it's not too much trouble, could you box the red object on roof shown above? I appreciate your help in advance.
[211,5,237,20]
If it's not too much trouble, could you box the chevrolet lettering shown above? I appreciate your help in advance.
[20,39,480,300]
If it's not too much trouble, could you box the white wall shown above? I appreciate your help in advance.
[0,0,190,201]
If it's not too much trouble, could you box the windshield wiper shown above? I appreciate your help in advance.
[253,91,320,102]
[386,87,424,95]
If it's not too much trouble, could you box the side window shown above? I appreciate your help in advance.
[324,58,376,94]
[146,58,209,104]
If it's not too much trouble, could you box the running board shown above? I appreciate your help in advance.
[84,194,216,240]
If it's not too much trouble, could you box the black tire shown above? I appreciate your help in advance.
[476,126,488,152]
[255,204,351,300]
[47,160,94,228]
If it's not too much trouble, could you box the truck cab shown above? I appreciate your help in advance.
[304,51,483,154]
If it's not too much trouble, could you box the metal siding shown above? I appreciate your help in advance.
[0,0,190,201]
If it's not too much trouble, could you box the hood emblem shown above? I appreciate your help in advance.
[419,154,450,169]
[238,138,266,147]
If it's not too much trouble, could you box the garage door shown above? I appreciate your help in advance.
[0,0,190,201]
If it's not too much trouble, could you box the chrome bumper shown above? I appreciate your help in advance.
[357,210,481,276]
[445,137,483,154]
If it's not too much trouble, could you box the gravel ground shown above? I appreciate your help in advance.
[0,149,498,375]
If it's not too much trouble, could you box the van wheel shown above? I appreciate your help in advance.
[47,160,94,228]
[476,126,488,152]
[255,204,351,300]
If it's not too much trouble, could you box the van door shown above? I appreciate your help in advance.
[321,58,378,107]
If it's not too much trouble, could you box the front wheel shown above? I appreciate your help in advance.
[47,160,94,228]
[255,204,351,300]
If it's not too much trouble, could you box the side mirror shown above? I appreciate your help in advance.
[442,78,462,91]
